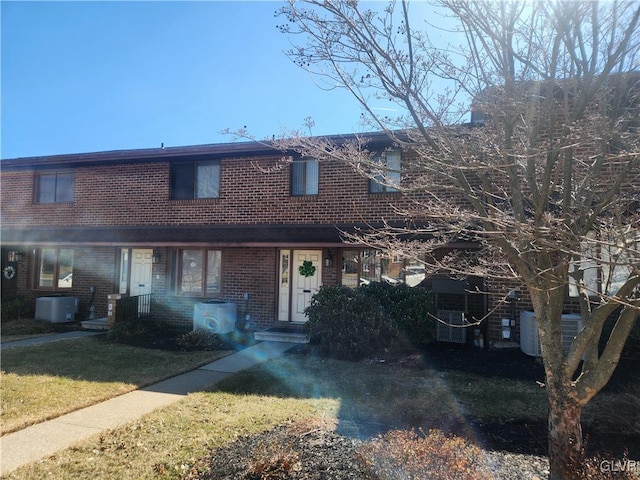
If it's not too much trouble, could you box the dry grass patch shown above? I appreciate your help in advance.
[1,337,230,433]
[3,392,339,480]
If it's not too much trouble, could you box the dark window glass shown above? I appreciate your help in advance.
[36,172,74,203]
[291,159,319,196]
[369,150,401,193]
[171,161,220,200]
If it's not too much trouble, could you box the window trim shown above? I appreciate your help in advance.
[290,157,319,196]
[175,248,222,297]
[369,149,401,194]
[170,160,221,201]
[33,247,75,291]
[35,170,75,204]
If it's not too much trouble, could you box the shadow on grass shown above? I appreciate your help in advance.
[213,346,640,460]
[0,335,229,386]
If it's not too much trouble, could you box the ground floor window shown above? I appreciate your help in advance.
[34,247,74,290]
[341,249,425,287]
[178,249,221,296]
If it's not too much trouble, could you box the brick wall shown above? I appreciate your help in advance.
[1,156,433,228]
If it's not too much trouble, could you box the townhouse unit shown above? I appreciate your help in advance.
[2,132,515,341]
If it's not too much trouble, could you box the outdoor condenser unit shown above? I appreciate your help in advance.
[35,296,79,323]
[193,301,237,334]
[436,310,467,344]
[520,310,582,357]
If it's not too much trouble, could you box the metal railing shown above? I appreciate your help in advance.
[115,294,152,323]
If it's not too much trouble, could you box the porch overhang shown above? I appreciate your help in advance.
[1,224,480,249]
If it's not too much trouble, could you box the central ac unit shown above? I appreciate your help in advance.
[520,311,582,357]
[436,310,467,344]
[35,296,79,323]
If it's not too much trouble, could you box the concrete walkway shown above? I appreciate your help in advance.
[0,335,296,475]
[0,330,103,349]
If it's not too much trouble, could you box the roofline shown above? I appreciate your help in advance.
[1,131,395,169]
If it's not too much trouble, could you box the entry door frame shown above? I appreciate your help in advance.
[118,248,153,297]
[277,249,323,323]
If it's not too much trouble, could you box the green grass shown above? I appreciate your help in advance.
[3,352,636,479]
[4,392,339,480]
[1,337,230,434]
[215,354,548,434]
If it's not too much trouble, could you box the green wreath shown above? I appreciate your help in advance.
[298,260,316,277]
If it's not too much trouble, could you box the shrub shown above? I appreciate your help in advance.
[1,296,31,321]
[305,285,398,360]
[305,283,436,359]
[357,429,493,480]
[360,282,436,348]
[106,317,156,343]
[176,330,224,351]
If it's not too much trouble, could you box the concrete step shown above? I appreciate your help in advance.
[81,318,111,331]
[254,327,309,344]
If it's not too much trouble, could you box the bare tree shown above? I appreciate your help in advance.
[275,1,640,478]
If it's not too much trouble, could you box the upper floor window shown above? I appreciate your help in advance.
[36,171,75,203]
[171,160,220,200]
[178,248,222,296]
[35,248,74,290]
[370,150,401,193]
[291,158,319,196]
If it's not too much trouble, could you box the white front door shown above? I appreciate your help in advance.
[291,250,322,323]
[278,250,323,323]
[131,249,153,314]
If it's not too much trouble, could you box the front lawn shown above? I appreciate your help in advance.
[3,345,638,479]
[1,336,230,434]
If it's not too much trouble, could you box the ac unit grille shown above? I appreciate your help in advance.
[436,310,467,344]
[520,311,582,357]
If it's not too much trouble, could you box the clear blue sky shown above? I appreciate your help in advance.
[2,1,377,159]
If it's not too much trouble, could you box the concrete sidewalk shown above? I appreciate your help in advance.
[1,331,103,350]
[1,339,295,475]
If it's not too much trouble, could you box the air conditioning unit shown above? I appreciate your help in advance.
[35,296,79,323]
[520,311,583,357]
[436,310,467,344]
[193,301,237,334]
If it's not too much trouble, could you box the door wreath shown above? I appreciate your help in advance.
[3,265,16,280]
[298,260,316,277]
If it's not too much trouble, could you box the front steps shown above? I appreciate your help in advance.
[254,325,309,344]
[81,317,111,330]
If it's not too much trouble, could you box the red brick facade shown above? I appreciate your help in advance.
[0,139,549,338]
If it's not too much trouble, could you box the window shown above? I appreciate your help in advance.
[35,248,74,290]
[569,231,639,297]
[36,171,75,203]
[291,158,319,196]
[178,249,221,295]
[341,249,426,287]
[370,150,401,193]
[341,249,394,286]
[171,160,220,200]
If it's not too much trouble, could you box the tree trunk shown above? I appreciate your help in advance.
[547,380,584,480]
